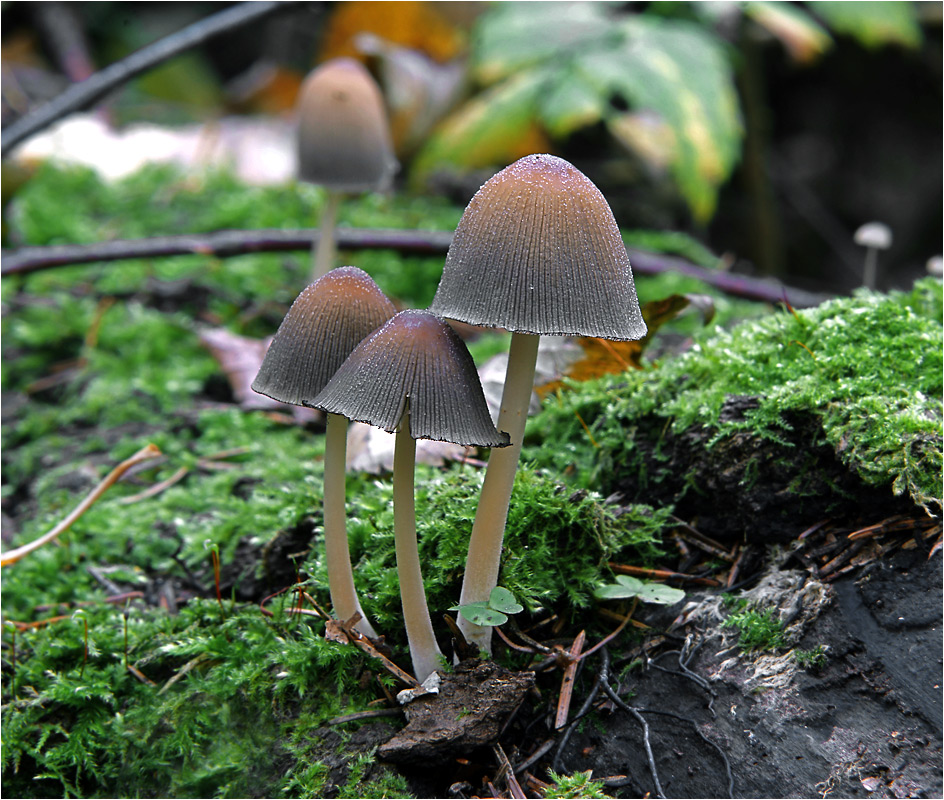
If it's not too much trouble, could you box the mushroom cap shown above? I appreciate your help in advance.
[853,221,893,249]
[429,153,647,340]
[311,310,509,448]
[252,266,396,406]
[296,58,398,192]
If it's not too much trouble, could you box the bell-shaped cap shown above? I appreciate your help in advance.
[252,266,396,406]
[297,58,398,192]
[430,153,647,341]
[311,310,509,448]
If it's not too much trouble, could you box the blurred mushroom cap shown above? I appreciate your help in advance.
[311,310,509,448]
[853,221,893,250]
[430,153,647,341]
[252,266,396,406]
[296,58,398,192]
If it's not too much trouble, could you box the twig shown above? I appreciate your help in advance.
[555,630,586,730]
[608,562,722,587]
[327,708,402,725]
[551,653,605,774]
[1,443,162,566]
[1,2,295,156]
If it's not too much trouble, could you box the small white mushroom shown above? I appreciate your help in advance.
[853,221,892,289]
[925,255,943,278]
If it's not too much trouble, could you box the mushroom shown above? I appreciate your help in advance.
[311,309,509,682]
[853,221,892,289]
[296,58,398,281]
[429,153,647,652]
[252,266,396,638]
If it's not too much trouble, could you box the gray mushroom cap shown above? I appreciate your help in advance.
[252,266,396,406]
[311,310,510,448]
[296,58,398,193]
[429,153,647,341]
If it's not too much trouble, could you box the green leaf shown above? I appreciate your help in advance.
[582,17,742,221]
[538,68,607,138]
[452,602,508,627]
[489,586,524,615]
[634,582,686,605]
[813,1,922,49]
[744,2,833,63]
[412,70,548,178]
[473,2,615,84]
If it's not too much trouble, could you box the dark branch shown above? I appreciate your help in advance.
[1,2,295,156]
[0,227,831,308]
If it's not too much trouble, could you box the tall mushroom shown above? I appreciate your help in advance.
[296,58,398,281]
[430,153,647,652]
[311,310,509,682]
[252,266,396,638]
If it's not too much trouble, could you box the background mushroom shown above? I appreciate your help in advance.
[853,221,893,289]
[430,153,647,652]
[311,309,509,682]
[296,58,398,281]
[252,266,396,638]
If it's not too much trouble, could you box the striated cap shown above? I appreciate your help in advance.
[252,266,396,406]
[430,153,647,340]
[296,58,398,193]
[311,310,509,447]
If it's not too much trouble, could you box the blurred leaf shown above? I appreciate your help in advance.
[745,2,833,63]
[536,293,716,396]
[321,0,468,63]
[473,2,615,83]
[538,68,608,139]
[584,17,742,221]
[412,70,551,178]
[595,574,685,604]
[812,1,922,49]
[451,601,507,627]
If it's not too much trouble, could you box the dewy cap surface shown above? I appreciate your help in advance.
[311,310,509,448]
[252,266,396,406]
[296,58,398,192]
[430,153,647,340]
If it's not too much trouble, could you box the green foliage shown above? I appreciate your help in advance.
[722,598,787,653]
[542,769,611,799]
[595,575,685,605]
[451,586,524,627]
[415,2,741,221]
[526,280,944,510]
[813,1,922,49]
[794,645,829,670]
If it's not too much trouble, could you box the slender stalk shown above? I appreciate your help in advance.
[324,412,377,638]
[457,332,540,652]
[312,190,343,281]
[393,410,444,682]
[862,248,878,289]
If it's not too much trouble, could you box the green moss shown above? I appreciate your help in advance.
[721,598,788,653]
[526,279,943,510]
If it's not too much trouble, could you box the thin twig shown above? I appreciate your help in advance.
[1,443,162,566]
[327,708,402,725]
[1,2,295,155]
[555,630,586,730]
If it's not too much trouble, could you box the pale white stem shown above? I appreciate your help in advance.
[457,332,540,653]
[862,247,878,290]
[324,412,378,638]
[394,409,444,682]
[312,190,343,281]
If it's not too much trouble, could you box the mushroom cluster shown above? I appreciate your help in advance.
[256,146,644,681]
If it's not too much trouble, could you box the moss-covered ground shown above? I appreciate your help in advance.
[2,164,941,798]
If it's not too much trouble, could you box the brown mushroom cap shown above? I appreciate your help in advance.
[311,310,509,448]
[430,153,647,340]
[252,266,396,406]
[297,58,398,192]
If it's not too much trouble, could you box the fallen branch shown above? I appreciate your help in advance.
[1,443,162,567]
[1,2,295,156]
[0,229,831,308]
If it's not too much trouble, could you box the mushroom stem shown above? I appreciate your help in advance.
[324,412,378,638]
[393,408,445,682]
[862,248,878,290]
[457,331,540,653]
[312,190,343,281]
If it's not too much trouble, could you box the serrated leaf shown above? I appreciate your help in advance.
[813,1,922,49]
[454,602,508,627]
[582,17,742,221]
[489,586,524,615]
